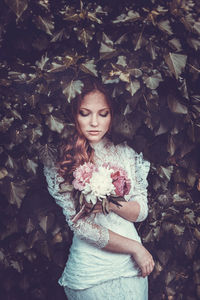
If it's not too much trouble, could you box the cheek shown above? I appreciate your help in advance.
[76,116,86,131]
[103,117,111,131]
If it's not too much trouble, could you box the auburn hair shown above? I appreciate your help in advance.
[58,76,113,183]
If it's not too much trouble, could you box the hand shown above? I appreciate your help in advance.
[132,243,155,277]
[84,200,103,214]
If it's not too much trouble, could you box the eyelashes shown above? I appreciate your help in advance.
[79,111,110,117]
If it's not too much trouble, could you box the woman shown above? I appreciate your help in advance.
[44,76,154,299]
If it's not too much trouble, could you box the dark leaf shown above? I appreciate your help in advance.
[0,116,14,133]
[168,95,188,114]
[165,53,187,79]
[9,181,27,208]
[0,168,8,179]
[4,0,28,19]
[62,80,84,102]
[158,20,173,35]
[143,71,163,89]
[25,218,35,234]
[76,27,94,48]
[35,16,54,35]
[169,38,182,52]
[23,159,38,175]
[100,33,116,60]
[45,115,65,133]
[112,10,140,23]
[38,213,55,233]
[80,59,98,77]
[38,144,58,167]
[126,80,140,96]
[184,239,198,259]
[28,126,43,144]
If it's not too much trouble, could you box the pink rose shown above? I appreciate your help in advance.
[111,170,131,196]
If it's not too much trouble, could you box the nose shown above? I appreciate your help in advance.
[90,114,98,127]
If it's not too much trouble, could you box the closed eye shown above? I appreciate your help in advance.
[79,110,89,117]
[99,111,109,117]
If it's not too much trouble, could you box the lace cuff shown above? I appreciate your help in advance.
[124,147,150,222]
[44,166,109,248]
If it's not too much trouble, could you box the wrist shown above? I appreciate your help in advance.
[109,201,119,213]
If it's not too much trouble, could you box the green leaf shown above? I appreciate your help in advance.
[126,80,140,96]
[100,33,116,60]
[4,0,28,19]
[158,20,173,35]
[45,115,65,133]
[143,71,163,89]
[169,38,182,52]
[76,27,94,48]
[112,10,140,23]
[80,59,98,77]
[165,53,187,79]
[62,80,84,102]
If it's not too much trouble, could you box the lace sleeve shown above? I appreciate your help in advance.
[124,146,150,222]
[44,166,109,248]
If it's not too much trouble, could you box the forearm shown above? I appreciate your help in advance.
[110,200,141,222]
[103,229,140,255]
[103,229,155,277]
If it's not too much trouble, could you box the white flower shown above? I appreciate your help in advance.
[89,166,115,199]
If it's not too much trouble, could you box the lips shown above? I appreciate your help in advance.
[88,131,100,135]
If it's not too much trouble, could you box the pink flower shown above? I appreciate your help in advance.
[72,162,96,191]
[111,170,131,196]
[103,164,131,197]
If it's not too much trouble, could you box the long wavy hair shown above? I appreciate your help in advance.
[58,77,113,183]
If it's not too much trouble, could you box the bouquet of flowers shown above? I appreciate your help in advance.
[71,162,131,221]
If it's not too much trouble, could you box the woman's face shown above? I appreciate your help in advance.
[77,90,111,144]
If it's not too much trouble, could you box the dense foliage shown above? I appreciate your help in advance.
[0,0,200,299]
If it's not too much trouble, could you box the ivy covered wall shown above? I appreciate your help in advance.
[0,0,200,299]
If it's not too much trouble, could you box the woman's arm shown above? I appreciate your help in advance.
[105,230,154,277]
[109,200,140,222]
[44,166,154,276]
[112,147,150,222]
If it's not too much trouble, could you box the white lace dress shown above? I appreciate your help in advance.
[44,138,150,300]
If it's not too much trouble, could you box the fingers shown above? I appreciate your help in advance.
[141,256,155,277]
[84,202,102,214]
